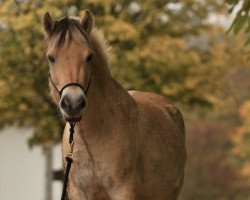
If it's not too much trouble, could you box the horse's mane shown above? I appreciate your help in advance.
[46,17,110,70]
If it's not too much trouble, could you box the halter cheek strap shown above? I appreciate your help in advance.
[49,73,92,98]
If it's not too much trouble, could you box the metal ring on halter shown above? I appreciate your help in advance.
[49,73,92,98]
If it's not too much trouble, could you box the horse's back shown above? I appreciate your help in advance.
[128,91,186,200]
[129,90,185,135]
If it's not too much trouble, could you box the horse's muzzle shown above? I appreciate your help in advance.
[60,95,86,122]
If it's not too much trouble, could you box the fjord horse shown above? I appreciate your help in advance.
[42,10,186,200]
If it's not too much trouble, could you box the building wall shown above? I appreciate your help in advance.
[0,128,62,200]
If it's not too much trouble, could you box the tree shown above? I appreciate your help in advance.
[0,1,64,146]
[1,2,250,200]
[226,0,250,45]
[180,120,250,200]
[0,0,231,146]
[232,101,250,184]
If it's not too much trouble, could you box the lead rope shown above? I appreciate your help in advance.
[48,72,92,200]
[61,122,76,200]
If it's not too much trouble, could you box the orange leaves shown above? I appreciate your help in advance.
[239,101,250,119]
[231,100,250,180]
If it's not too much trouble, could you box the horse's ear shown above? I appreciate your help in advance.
[42,12,54,36]
[80,10,94,34]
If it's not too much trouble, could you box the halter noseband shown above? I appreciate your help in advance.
[49,73,92,98]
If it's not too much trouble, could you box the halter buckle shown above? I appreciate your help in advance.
[66,153,74,162]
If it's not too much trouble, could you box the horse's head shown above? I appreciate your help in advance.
[42,11,94,122]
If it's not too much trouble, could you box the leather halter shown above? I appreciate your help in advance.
[49,72,92,98]
[49,72,92,200]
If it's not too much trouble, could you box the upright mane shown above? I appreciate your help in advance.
[45,17,111,76]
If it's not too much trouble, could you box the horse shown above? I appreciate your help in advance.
[42,10,186,200]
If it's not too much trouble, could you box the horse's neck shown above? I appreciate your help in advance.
[79,74,131,135]
[78,31,133,135]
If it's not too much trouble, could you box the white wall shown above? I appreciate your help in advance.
[0,128,62,200]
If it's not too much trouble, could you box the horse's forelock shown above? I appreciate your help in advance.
[47,17,89,49]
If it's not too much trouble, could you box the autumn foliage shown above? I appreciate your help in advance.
[0,0,250,199]
[181,121,249,200]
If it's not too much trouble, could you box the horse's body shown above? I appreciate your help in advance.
[43,11,186,200]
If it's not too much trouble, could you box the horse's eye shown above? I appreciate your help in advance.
[48,55,55,63]
[86,54,93,64]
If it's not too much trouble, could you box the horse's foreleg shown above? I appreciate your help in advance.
[109,180,137,200]
[67,185,87,200]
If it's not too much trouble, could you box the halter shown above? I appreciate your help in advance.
[48,72,92,200]
[49,72,92,98]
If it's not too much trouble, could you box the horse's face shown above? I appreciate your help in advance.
[47,41,93,122]
[43,11,94,122]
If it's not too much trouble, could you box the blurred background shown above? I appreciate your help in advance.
[0,0,250,199]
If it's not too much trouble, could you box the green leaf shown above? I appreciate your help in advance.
[225,0,240,5]
[244,36,250,46]
[229,10,248,34]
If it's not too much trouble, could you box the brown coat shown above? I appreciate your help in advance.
[43,11,186,200]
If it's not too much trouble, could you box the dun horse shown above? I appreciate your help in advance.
[42,11,186,200]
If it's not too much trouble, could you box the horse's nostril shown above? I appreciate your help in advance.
[61,96,86,113]
[79,98,86,109]
[61,96,70,111]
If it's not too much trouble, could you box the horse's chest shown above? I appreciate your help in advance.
[65,144,113,190]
